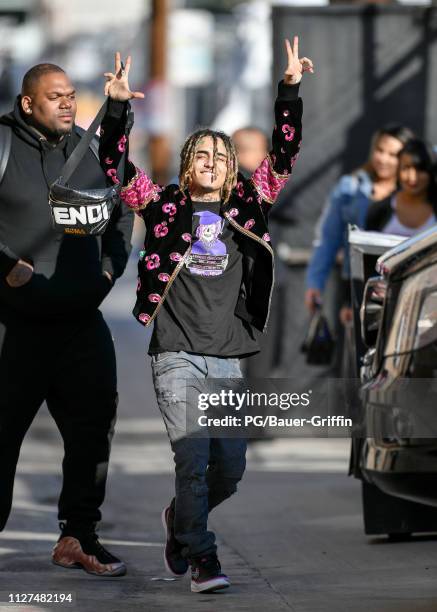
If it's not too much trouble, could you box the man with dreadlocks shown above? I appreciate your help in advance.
[100,39,313,592]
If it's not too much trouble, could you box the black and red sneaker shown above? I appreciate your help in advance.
[190,553,230,593]
[161,499,189,576]
[52,523,126,577]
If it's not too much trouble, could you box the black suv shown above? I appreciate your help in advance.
[349,226,437,537]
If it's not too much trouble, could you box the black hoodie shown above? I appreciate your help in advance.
[0,98,133,322]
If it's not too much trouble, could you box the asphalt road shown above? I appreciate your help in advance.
[1,255,437,612]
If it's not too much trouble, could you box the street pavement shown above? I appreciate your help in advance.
[1,255,437,612]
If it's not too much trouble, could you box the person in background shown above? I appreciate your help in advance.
[366,138,437,236]
[304,124,413,325]
[232,126,269,178]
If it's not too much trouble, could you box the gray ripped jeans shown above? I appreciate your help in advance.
[151,351,247,558]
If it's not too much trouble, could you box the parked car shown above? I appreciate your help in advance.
[349,226,437,537]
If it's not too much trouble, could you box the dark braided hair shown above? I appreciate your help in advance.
[179,128,238,204]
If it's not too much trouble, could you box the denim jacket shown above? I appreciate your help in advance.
[306,170,373,291]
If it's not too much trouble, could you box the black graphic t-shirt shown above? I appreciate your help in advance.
[149,201,260,357]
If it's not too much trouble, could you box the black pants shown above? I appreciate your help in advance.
[0,310,117,531]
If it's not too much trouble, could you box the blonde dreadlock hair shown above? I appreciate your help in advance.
[179,129,238,204]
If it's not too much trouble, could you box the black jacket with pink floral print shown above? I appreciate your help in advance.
[100,81,302,332]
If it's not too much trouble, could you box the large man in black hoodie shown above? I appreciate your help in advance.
[0,63,133,576]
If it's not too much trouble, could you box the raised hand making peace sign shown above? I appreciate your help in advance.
[104,52,144,102]
[284,36,314,85]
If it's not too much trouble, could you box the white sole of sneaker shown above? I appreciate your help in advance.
[191,577,230,593]
[161,507,187,577]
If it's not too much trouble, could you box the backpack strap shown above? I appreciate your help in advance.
[0,124,12,186]
[60,101,109,185]
[61,100,126,186]
[74,125,99,161]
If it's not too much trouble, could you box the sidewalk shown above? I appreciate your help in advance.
[2,261,437,611]
[3,407,437,612]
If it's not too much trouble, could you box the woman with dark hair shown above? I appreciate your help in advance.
[366,138,437,236]
[305,124,414,324]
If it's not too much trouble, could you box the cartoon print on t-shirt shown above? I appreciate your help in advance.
[186,210,229,276]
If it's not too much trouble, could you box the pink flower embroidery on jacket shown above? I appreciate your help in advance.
[104,157,113,165]
[148,293,161,303]
[145,253,160,270]
[162,203,177,216]
[158,272,170,282]
[106,168,120,184]
[138,313,151,323]
[117,135,127,153]
[182,233,192,242]
[170,252,182,262]
[244,219,255,230]
[229,208,239,218]
[154,222,168,238]
[251,156,288,204]
[236,181,245,198]
[281,124,295,142]
[121,168,159,211]
[157,185,165,199]
[262,233,271,242]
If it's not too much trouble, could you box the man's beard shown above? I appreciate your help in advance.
[37,122,72,142]
[52,125,72,139]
